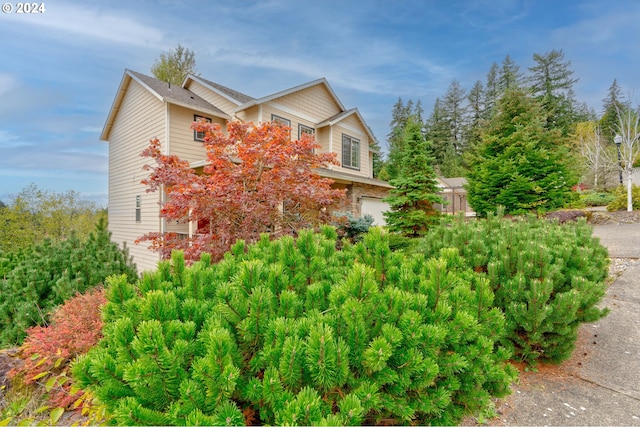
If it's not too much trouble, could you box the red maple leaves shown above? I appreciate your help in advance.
[138,121,346,262]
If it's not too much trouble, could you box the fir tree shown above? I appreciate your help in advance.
[384,98,417,180]
[599,79,628,142]
[383,118,444,237]
[466,88,578,216]
[465,80,486,151]
[528,49,579,135]
[497,55,524,93]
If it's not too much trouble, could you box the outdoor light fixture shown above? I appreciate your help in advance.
[614,134,623,185]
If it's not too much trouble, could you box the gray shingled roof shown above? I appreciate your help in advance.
[189,75,255,104]
[128,70,228,118]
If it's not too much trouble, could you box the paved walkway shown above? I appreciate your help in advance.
[478,223,640,426]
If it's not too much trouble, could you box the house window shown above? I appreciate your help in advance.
[271,114,291,127]
[135,195,141,222]
[298,124,315,139]
[194,115,211,141]
[342,134,360,170]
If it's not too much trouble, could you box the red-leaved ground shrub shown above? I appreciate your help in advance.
[9,287,106,409]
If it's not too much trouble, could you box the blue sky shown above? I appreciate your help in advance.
[1,0,639,206]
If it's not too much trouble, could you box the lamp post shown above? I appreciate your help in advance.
[614,134,623,185]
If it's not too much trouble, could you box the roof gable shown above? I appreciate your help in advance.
[101,70,228,141]
[317,108,377,148]
[234,78,346,113]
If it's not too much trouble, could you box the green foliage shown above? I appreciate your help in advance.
[151,44,198,86]
[74,228,516,426]
[418,212,609,364]
[466,88,579,217]
[0,219,137,346]
[384,118,445,237]
[334,212,375,243]
[0,184,105,253]
[578,191,616,207]
[607,184,640,211]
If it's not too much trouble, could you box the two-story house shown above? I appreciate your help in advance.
[101,69,392,272]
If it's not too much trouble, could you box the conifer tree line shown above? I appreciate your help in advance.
[379,49,638,203]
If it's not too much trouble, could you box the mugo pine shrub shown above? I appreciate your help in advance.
[0,218,137,346]
[418,212,609,364]
[73,228,516,426]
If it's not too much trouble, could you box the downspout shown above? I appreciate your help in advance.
[160,101,170,237]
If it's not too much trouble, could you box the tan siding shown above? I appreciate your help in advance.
[168,104,225,162]
[331,115,371,178]
[316,127,331,155]
[108,79,164,273]
[185,80,239,116]
[236,105,260,123]
[272,85,342,120]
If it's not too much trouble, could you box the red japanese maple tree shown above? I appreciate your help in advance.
[137,121,346,262]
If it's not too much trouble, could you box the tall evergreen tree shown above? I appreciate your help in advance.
[383,118,444,237]
[528,49,579,134]
[599,79,628,142]
[484,62,500,119]
[384,98,416,180]
[466,88,578,216]
[424,98,450,173]
[498,55,524,93]
[442,79,468,154]
[465,80,486,154]
[426,80,468,177]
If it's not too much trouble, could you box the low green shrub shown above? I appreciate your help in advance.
[580,191,616,207]
[418,212,609,365]
[607,184,640,211]
[0,219,138,346]
[73,228,516,426]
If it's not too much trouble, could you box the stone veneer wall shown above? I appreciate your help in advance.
[348,183,391,217]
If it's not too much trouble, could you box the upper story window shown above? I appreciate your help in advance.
[342,134,360,170]
[298,124,315,139]
[271,114,291,127]
[194,115,211,141]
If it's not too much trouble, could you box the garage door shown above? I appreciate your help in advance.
[360,197,390,226]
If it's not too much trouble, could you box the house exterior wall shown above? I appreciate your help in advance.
[168,104,226,162]
[107,79,165,273]
[348,183,391,218]
[271,85,342,121]
[106,71,391,272]
[331,114,371,179]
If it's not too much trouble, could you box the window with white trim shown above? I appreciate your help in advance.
[194,115,211,141]
[271,114,291,127]
[298,124,315,139]
[342,134,360,169]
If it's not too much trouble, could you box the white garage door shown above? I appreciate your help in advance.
[360,197,390,226]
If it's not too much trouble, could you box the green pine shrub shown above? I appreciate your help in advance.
[580,191,615,207]
[0,218,138,346]
[607,184,640,211]
[73,228,516,426]
[418,211,610,365]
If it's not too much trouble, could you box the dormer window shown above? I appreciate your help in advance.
[342,134,360,170]
[194,115,211,141]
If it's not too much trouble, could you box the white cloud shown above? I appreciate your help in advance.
[3,2,165,48]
